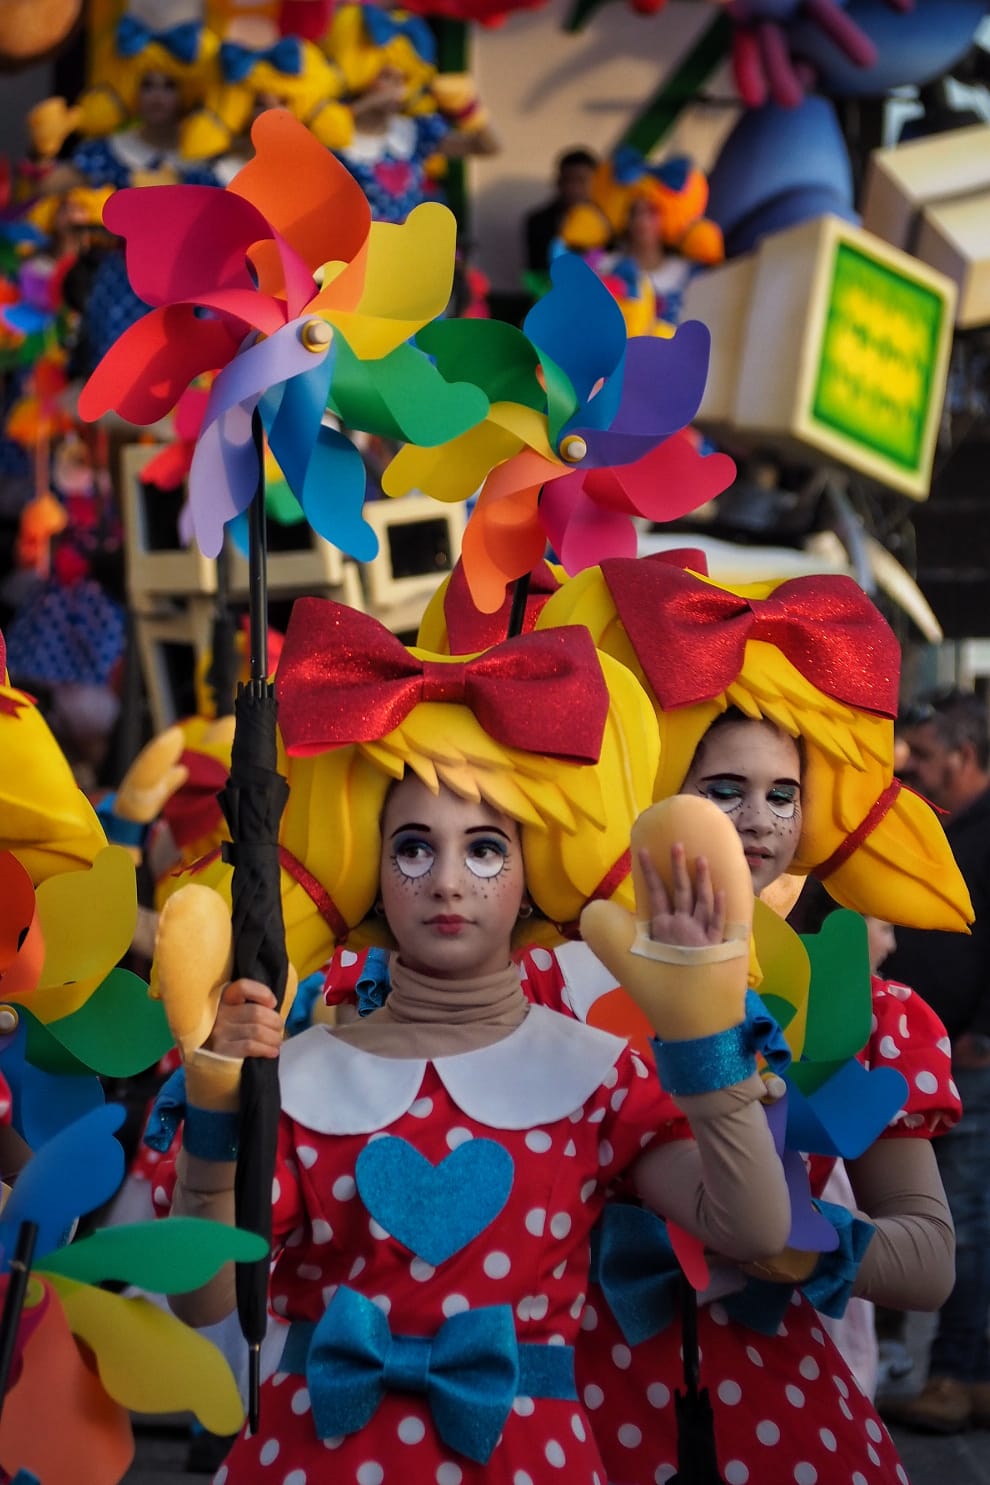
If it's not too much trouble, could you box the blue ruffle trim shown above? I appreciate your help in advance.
[143,1066,186,1153]
[355,947,392,1016]
[650,988,791,1097]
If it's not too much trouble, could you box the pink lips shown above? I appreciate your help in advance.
[427,915,468,936]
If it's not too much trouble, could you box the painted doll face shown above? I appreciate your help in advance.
[681,717,802,893]
[379,774,525,980]
[138,71,181,128]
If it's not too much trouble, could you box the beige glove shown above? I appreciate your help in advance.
[150,883,298,1111]
[580,795,754,1043]
[115,725,189,825]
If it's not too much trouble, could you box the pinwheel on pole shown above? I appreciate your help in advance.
[78,108,489,1430]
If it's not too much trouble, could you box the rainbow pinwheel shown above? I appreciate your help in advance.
[79,109,483,562]
[0,1104,265,1485]
[384,254,734,612]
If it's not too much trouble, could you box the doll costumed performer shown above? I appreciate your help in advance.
[154,597,802,1485]
[536,556,970,1485]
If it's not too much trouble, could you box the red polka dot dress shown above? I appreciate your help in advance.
[575,975,960,1485]
[215,1005,666,1485]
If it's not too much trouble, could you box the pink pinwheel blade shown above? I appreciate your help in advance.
[541,477,639,575]
[582,429,736,521]
[78,305,242,426]
[105,186,289,312]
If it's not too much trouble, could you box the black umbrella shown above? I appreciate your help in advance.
[216,410,290,1434]
[670,1275,726,1483]
[0,1220,38,1422]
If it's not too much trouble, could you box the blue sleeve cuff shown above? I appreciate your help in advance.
[650,990,791,1097]
[801,1198,876,1318]
[96,792,149,849]
[184,1104,240,1162]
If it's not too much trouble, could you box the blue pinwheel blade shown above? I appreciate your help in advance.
[0,1104,126,1263]
[298,424,378,562]
[524,254,627,406]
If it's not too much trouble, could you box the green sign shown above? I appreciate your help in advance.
[811,242,948,474]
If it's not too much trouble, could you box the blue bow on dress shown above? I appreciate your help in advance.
[281,1285,574,1463]
[219,37,304,83]
[115,16,202,65]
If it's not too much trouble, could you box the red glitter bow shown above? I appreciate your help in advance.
[600,558,900,716]
[161,751,229,850]
[277,598,610,763]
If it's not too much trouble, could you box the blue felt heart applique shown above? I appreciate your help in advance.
[355,1136,514,1266]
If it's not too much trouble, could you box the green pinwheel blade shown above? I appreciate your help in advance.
[415,318,546,411]
[41,1217,268,1291]
[799,910,872,1063]
[536,349,580,447]
[329,336,491,446]
[25,968,173,1078]
[266,477,306,526]
[784,1056,851,1098]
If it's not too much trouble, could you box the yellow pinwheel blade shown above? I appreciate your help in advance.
[21,846,137,1019]
[383,416,524,505]
[47,1274,247,1437]
[326,203,458,359]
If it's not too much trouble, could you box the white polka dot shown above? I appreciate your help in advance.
[603,1065,619,1088]
[915,1070,939,1095]
[446,1127,473,1149]
[531,948,553,971]
[310,1219,333,1245]
[153,1185,169,1209]
[832,1375,849,1398]
[709,1303,729,1327]
[357,1467,384,1485]
[612,1343,632,1369]
[349,1257,366,1279]
[718,1380,742,1406]
[584,1383,605,1409]
[868,1447,881,1468]
[272,1294,288,1315]
[526,1130,552,1152]
[214,1468,228,1485]
[618,1424,642,1448]
[580,1180,597,1202]
[436,1467,462,1485]
[371,1294,391,1314]
[321,1284,338,1307]
[899,1013,910,1039]
[297,1145,318,1169]
[333,1175,356,1201]
[655,1469,676,1485]
[611,1088,628,1112]
[283,1472,307,1485]
[260,1439,280,1465]
[272,1177,282,1203]
[518,1294,549,1321]
[513,1395,536,1416]
[568,1108,584,1124]
[296,1264,322,1281]
[569,1292,586,1320]
[514,1473,534,1485]
[398,1417,426,1444]
[745,1346,764,1368]
[553,1260,567,1280]
[776,1321,789,1337]
[410,1258,435,1282]
[852,1475,868,1485]
[810,1327,825,1345]
[410,1097,433,1118]
[369,1218,390,1240]
[586,1107,606,1125]
[756,1420,779,1445]
[937,1036,951,1057]
[878,1035,900,1060]
[865,1417,883,1443]
[598,1140,615,1166]
[896,1467,910,1485]
[839,1399,854,1421]
[794,1465,817,1484]
[798,1356,819,1381]
[785,1385,805,1408]
[724,1463,749,1484]
[647,1382,671,1408]
[949,1078,960,1101]
[564,1140,577,1157]
[580,1303,598,1331]
[550,1212,572,1239]
[570,1413,587,1441]
[442,1293,469,1316]
[819,1428,836,1452]
[291,1386,311,1415]
[339,949,358,967]
[545,1440,566,1467]
[271,1372,289,1387]
[484,1251,511,1279]
[525,1208,547,1237]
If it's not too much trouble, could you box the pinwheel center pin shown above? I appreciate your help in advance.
[0,1007,19,1034]
[558,434,587,464]
[300,318,334,353]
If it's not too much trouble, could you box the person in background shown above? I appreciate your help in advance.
[523,146,597,273]
[884,688,990,1433]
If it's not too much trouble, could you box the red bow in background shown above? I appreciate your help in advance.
[600,558,900,717]
[277,599,610,764]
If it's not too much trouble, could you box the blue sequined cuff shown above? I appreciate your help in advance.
[650,990,791,1097]
[801,1198,875,1319]
[95,792,148,849]
[184,1105,240,1162]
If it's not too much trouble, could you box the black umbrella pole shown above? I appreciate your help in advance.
[0,1220,38,1422]
[506,571,532,640]
[248,410,269,691]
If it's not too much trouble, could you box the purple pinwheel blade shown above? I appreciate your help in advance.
[577,322,713,468]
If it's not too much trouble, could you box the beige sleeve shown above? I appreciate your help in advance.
[846,1136,954,1312]
[633,1075,791,1262]
[167,1150,239,1326]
